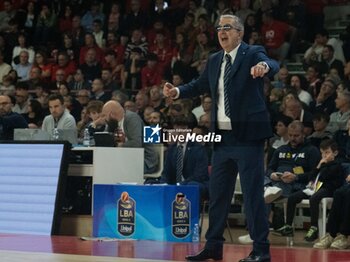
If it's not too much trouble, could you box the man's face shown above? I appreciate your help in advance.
[15,89,28,105]
[76,91,90,105]
[49,99,65,119]
[19,52,29,64]
[101,70,112,82]
[217,17,242,52]
[92,79,103,92]
[288,128,304,148]
[290,76,301,89]
[0,96,12,116]
[55,70,65,82]
[149,112,161,125]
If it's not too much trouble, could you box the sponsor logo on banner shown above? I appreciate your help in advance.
[117,191,135,236]
[172,193,190,238]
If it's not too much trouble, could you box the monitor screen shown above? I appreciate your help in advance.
[0,141,69,235]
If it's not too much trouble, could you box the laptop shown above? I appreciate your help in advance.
[14,128,51,141]
[93,132,115,147]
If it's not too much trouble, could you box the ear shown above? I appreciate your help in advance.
[334,150,339,157]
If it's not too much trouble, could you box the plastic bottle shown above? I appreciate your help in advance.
[192,223,200,242]
[83,128,90,147]
[52,128,59,140]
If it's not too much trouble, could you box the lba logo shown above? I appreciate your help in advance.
[143,124,161,143]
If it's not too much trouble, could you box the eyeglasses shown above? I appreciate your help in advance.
[215,24,241,32]
[0,102,10,106]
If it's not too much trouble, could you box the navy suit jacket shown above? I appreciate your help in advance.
[179,42,279,141]
[161,142,209,185]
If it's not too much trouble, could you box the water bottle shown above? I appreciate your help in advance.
[52,128,59,140]
[192,223,200,243]
[83,128,90,147]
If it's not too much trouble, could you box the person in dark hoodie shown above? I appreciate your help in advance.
[264,120,321,203]
[274,139,344,242]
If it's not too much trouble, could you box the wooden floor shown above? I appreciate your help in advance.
[0,228,349,262]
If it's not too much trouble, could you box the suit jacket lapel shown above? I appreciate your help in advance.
[230,42,248,78]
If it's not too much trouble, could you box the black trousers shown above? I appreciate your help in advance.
[286,187,333,227]
[327,184,350,237]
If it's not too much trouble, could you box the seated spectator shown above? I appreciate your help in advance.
[79,32,104,65]
[101,100,159,174]
[268,88,284,122]
[23,99,44,128]
[141,53,163,92]
[51,51,77,82]
[103,50,123,87]
[26,66,43,91]
[0,74,15,96]
[0,95,28,140]
[42,94,76,136]
[198,113,211,130]
[148,29,172,74]
[124,100,137,112]
[148,110,166,126]
[111,90,129,106]
[75,89,90,108]
[58,5,73,33]
[306,63,323,99]
[0,0,17,33]
[13,50,32,82]
[275,139,344,242]
[313,174,350,249]
[76,106,89,140]
[86,100,105,135]
[90,78,111,104]
[261,10,296,63]
[272,67,289,89]
[81,1,105,33]
[70,15,86,49]
[308,112,332,148]
[79,48,102,84]
[192,94,211,120]
[159,116,209,199]
[320,45,345,79]
[33,50,53,81]
[282,97,313,136]
[12,82,30,114]
[68,69,90,91]
[33,3,57,45]
[149,85,165,112]
[264,121,320,203]
[287,74,313,106]
[310,78,337,115]
[0,50,11,86]
[121,0,149,34]
[326,90,350,135]
[266,115,293,164]
[143,106,155,125]
[11,33,35,67]
[59,32,79,64]
[92,19,105,49]
[101,67,120,92]
[124,28,148,60]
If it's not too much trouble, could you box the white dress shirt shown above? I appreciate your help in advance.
[217,45,240,130]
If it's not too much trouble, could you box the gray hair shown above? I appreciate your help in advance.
[220,14,244,32]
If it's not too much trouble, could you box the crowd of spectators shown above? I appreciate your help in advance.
[0,0,350,249]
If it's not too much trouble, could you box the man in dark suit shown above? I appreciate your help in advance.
[163,14,279,262]
[161,116,209,199]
